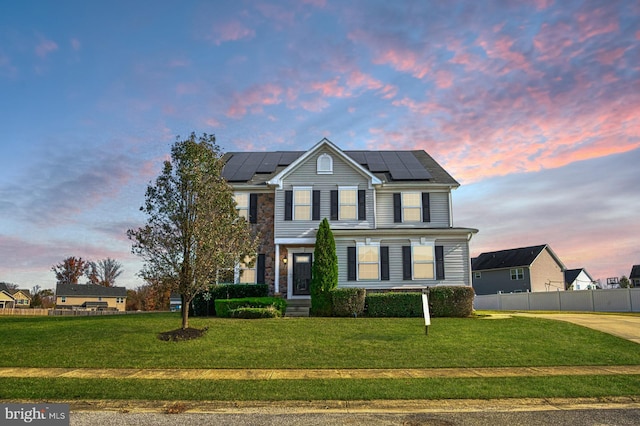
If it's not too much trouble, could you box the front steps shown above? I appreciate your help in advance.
[285,298,311,317]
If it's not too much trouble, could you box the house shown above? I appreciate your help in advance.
[0,283,31,308]
[630,265,640,287]
[55,283,127,312]
[221,138,478,300]
[471,244,566,295]
[564,268,596,290]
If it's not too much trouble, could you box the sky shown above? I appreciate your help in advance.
[1,0,639,291]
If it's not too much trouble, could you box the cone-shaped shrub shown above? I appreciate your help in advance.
[310,218,338,316]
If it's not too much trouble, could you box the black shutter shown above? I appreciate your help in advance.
[435,245,445,280]
[312,190,321,220]
[393,193,402,223]
[330,190,338,221]
[257,254,266,284]
[347,247,356,281]
[284,190,293,221]
[358,190,366,220]
[422,192,431,223]
[402,246,412,280]
[380,246,389,281]
[249,193,258,224]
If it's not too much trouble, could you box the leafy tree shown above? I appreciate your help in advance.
[52,257,88,285]
[127,132,257,329]
[619,276,631,288]
[310,218,338,316]
[87,258,124,287]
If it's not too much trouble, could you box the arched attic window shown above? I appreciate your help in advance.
[317,153,333,174]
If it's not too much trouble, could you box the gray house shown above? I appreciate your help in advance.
[221,138,478,300]
[472,244,566,295]
[630,265,640,287]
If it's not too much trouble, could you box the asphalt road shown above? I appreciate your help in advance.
[70,408,640,425]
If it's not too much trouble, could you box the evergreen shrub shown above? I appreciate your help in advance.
[191,284,269,316]
[229,306,281,319]
[331,288,366,317]
[215,297,287,318]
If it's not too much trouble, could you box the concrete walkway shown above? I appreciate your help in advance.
[515,313,640,344]
[1,365,640,380]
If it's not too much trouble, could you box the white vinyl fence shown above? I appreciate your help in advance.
[474,288,640,312]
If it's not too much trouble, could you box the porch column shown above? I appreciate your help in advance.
[274,243,280,294]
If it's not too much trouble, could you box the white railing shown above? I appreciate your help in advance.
[474,288,640,312]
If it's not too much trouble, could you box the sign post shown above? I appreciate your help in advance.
[421,291,431,335]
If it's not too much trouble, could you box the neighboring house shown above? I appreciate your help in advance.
[55,283,127,312]
[630,265,640,287]
[472,244,566,295]
[564,268,596,290]
[170,293,182,312]
[221,138,478,300]
[0,283,31,308]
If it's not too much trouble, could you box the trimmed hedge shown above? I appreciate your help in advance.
[229,306,281,319]
[331,288,366,317]
[365,287,475,318]
[428,286,475,317]
[365,292,422,317]
[215,297,287,318]
[192,284,269,317]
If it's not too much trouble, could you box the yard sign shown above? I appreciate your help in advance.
[421,291,431,335]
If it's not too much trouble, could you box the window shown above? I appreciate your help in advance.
[317,153,333,174]
[358,244,379,280]
[293,187,312,220]
[239,255,257,283]
[116,297,124,304]
[474,271,482,279]
[339,187,357,220]
[402,193,422,222]
[413,245,435,279]
[510,268,524,280]
[61,297,66,303]
[234,193,249,220]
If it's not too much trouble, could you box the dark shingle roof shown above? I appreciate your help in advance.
[564,269,582,285]
[221,149,458,186]
[472,245,548,271]
[630,265,640,279]
[55,283,127,297]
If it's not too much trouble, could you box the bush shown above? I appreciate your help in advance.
[365,287,475,318]
[310,218,338,316]
[428,286,475,317]
[191,284,269,317]
[229,306,281,319]
[215,297,287,318]
[331,288,366,317]
[365,292,422,317]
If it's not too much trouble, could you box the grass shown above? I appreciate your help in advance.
[0,312,639,401]
[1,313,639,369]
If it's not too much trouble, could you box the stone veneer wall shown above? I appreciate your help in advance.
[253,193,277,295]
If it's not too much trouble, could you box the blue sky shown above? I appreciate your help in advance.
[1,0,639,290]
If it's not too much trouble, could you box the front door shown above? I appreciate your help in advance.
[292,253,312,296]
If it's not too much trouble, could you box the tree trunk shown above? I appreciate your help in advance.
[181,294,189,329]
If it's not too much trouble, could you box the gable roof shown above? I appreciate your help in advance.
[564,268,594,285]
[630,265,640,279]
[55,283,127,297]
[472,244,565,271]
[221,138,459,187]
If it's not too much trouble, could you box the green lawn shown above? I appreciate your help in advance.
[1,313,639,401]
[1,313,639,369]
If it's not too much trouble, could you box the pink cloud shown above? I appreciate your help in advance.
[210,21,255,45]
[596,47,626,65]
[226,83,283,118]
[35,38,58,58]
[576,8,619,42]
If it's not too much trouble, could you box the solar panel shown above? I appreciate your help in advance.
[346,151,366,165]
[396,152,432,179]
[279,152,302,165]
[256,152,282,173]
[363,151,388,172]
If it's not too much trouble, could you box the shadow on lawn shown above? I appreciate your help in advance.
[157,327,208,342]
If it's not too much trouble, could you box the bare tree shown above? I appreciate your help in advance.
[86,258,124,287]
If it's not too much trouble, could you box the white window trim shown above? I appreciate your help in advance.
[235,254,257,284]
[402,192,422,222]
[510,268,524,280]
[339,186,358,221]
[356,241,380,281]
[293,186,312,221]
[411,240,435,280]
[234,192,249,220]
[317,153,333,174]
[474,271,482,279]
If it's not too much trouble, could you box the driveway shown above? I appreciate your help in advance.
[516,313,640,344]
